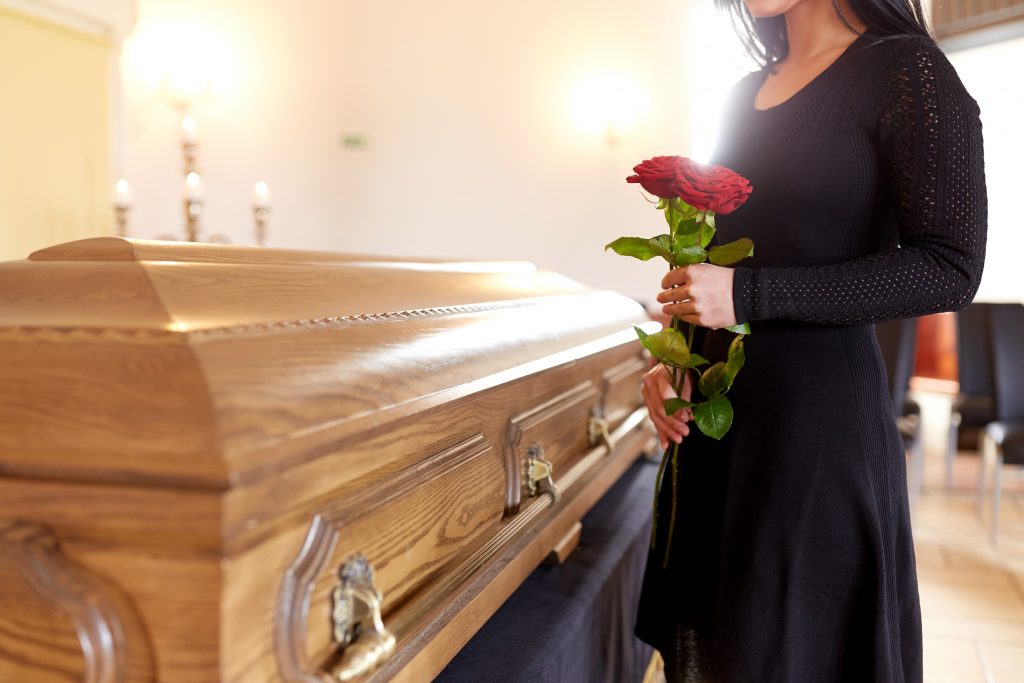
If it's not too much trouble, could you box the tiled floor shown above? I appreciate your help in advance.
[914,392,1024,683]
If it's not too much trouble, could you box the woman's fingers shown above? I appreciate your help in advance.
[662,266,692,290]
[641,364,691,449]
[661,300,698,318]
[657,263,738,329]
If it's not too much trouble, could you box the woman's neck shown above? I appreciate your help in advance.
[783,0,867,64]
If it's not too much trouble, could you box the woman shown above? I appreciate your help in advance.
[633,0,986,680]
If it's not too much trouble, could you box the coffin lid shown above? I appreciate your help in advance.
[0,238,647,489]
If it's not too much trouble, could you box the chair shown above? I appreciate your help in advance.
[948,303,997,488]
[979,303,1024,543]
[875,318,924,509]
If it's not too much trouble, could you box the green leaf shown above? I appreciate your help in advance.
[673,245,708,266]
[605,236,661,261]
[605,235,674,264]
[698,224,717,248]
[663,398,697,416]
[664,199,685,236]
[656,198,669,210]
[708,238,755,266]
[675,218,700,236]
[634,326,691,367]
[725,322,751,335]
[724,335,746,386]
[693,396,733,440]
[651,234,673,258]
[686,353,710,368]
[698,362,728,398]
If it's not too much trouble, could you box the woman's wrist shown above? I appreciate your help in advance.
[732,267,757,324]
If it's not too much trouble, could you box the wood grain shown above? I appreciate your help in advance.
[0,523,155,683]
[0,237,653,682]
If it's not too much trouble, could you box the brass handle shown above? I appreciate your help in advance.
[525,444,561,506]
[588,412,617,451]
[330,554,396,681]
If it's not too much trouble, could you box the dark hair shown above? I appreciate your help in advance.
[715,0,932,68]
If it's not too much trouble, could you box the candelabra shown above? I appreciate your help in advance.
[113,179,131,237]
[181,115,203,241]
[113,114,272,244]
[253,181,271,246]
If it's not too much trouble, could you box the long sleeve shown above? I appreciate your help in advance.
[731,37,987,325]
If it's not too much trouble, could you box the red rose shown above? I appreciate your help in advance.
[624,155,682,199]
[627,155,752,215]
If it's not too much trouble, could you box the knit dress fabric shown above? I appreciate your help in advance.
[634,33,987,683]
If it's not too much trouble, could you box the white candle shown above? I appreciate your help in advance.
[181,114,197,144]
[253,180,272,210]
[113,179,132,208]
[185,172,203,201]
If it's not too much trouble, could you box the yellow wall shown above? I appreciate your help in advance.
[0,6,112,262]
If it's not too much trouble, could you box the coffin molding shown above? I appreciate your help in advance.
[0,522,155,683]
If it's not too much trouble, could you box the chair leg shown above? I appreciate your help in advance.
[977,433,990,516]
[991,448,1004,545]
[910,433,924,511]
[946,413,960,490]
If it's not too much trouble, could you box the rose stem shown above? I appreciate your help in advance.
[687,210,711,350]
[663,441,680,569]
[653,202,685,551]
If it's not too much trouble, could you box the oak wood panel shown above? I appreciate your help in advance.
[505,381,600,514]
[219,350,644,681]
[0,523,156,683]
[0,337,224,486]
[0,237,648,488]
[190,293,641,476]
[65,544,222,682]
[602,356,647,426]
[0,481,221,551]
[219,344,642,553]
[0,532,88,683]
[545,521,583,565]
[379,418,650,683]
[0,237,653,682]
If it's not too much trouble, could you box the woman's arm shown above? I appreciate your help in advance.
[733,37,987,325]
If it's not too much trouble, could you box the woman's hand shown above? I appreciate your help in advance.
[657,264,737,329]
[642,363,694,450]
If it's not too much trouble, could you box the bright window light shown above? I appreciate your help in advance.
[687,6,753,163]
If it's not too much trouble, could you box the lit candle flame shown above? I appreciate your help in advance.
[253,180,272,209]
[185,172,203,201]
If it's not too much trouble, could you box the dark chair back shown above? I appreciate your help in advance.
[956,303,996,398]
[875,318,917,415]
[988,303,1024,422]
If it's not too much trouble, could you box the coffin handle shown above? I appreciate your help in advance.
[329,554,396,681]
[525,444,561,506]
[588,411,617,452]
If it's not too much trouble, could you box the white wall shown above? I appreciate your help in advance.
[118,0,705,304]
[946,36,1024,303]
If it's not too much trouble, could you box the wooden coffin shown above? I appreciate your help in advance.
[0,237,654,683]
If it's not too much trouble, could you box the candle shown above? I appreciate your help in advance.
[253,181,272,210]
[185,172,203,201]
[181,114,197,144]
[113,179,132,208]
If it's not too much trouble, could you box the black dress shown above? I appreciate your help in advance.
[634,33,987,682]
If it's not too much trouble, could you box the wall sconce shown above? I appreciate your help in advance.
[568,72,650,145]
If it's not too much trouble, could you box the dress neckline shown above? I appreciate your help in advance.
[750,33,869,114]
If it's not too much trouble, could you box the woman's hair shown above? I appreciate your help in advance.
[715,0,932,68]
